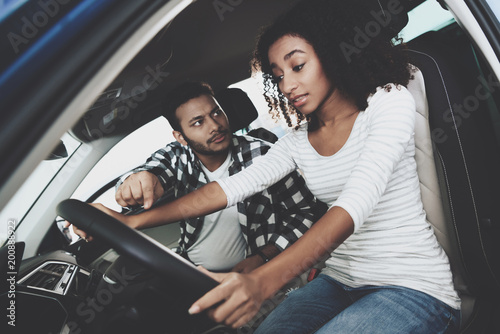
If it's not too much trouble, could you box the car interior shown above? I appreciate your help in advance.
[1,0,500,333]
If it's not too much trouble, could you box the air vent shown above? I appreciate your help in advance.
[18,261,77,295]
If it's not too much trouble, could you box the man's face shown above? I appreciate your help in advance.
[175,94,232,156]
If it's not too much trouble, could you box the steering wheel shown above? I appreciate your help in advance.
[56,199,218,303]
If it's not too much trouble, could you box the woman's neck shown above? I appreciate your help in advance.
[315,90,359,128]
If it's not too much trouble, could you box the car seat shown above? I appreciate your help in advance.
[361,0,500,331]
[215,87,278,143]
[405,29,500,332]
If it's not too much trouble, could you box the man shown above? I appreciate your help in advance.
[85,81,326,273]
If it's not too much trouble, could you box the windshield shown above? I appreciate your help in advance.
[0,133,80,245]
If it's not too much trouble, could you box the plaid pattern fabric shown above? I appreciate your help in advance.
[117,135,326,256]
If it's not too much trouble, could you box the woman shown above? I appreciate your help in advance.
[85,0,461,332]
[187,1,461,332]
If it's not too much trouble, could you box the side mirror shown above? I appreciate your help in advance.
[46,140,68,160]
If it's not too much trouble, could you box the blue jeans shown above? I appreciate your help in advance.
[254,274,460,334]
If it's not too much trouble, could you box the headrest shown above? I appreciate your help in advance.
[215,88,258,132]
[363,0,410,40]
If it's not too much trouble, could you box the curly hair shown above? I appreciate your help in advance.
[252,0,414,129]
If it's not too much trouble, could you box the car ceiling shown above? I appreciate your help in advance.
[123,0,301,91]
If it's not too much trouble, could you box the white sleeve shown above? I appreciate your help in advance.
[332,86,416,231]
[217,135,297,207]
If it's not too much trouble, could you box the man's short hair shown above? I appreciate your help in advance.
[163,81,214,131]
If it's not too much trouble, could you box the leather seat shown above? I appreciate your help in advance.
[216,87,278,143]
[406,29,500,331]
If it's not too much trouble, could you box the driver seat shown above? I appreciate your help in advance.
[405,33,500,332]
[327,0,500,331]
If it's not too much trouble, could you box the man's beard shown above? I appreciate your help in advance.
[182,130,231,156]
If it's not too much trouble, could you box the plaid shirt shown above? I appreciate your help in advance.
[118,135,326,257]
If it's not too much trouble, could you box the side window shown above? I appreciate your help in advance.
[399,0,455,43]
[0,133,80,243]
[485,0,500,19]
[71,117,175,211]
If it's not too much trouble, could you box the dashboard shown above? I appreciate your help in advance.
[3,249,109,333]
[1,244,220,334]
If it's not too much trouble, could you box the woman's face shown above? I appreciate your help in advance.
[268,35,335,116]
